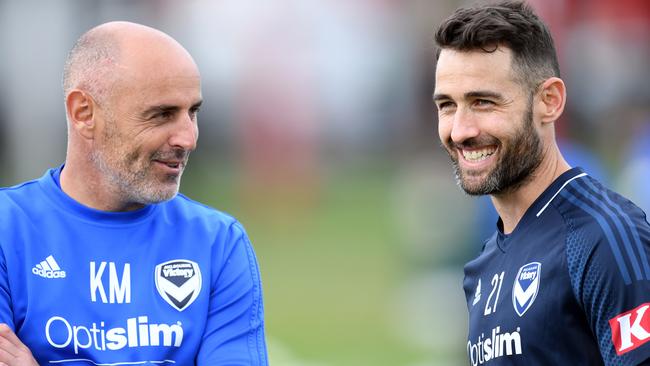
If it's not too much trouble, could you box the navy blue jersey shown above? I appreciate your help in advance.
[464,167,650,365]
[0,166,268,365]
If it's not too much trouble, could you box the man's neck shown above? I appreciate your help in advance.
[60,155,144,212]
[491,147,570,234]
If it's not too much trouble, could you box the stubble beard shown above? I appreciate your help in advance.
[446,97,544,196]
[90,119,186,206]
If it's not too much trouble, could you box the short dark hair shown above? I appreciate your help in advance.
[435,1,560,91]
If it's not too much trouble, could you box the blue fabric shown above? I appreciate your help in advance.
[0,166,268,365]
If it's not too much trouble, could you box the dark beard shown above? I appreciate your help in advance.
[446,96,544,196]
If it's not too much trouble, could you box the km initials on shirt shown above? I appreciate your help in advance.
[90,261,131,304]
[610,302,650,355]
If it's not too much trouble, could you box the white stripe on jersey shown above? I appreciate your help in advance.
[536,172,588,218]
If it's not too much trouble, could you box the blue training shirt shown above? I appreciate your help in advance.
[464,167,650,365]
[0,166,268,365]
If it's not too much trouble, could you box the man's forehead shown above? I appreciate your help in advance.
[113,54,200,81]
[435,48,518,96]
[436,48,513,79]
[110,73,201,109]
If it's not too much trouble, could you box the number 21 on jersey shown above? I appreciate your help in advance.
[484,271,504,316]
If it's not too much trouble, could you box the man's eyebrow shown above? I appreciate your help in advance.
[142,100,203,117]
[465,90,505,101]
[433,93,451,102]
[142,105,179,116]
[433,90,505,102]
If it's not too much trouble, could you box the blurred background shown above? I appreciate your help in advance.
[0,0,648,364]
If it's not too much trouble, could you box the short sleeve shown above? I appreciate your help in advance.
[574,210,650,365]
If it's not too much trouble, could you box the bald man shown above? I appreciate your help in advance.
[0,22,268,365]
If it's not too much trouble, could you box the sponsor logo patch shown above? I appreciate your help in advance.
[610,302,650,355]
[467,325,523,365]
[155,259,201,312]
[45,315,183,354]
[512,262,541,317]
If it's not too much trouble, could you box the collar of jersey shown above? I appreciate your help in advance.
[496,166,586,251]
[37,164,157,226]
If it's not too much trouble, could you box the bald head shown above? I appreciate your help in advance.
[61,21,202,211]
[62,21,198,109]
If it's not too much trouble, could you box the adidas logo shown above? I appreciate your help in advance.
[32,255,66,279]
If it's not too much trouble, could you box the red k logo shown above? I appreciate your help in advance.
[610,303,650,355]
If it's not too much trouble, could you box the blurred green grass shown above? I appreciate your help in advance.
[182,159,444,366]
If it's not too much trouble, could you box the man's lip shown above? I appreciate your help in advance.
[154,158,183,164]
[153,160,184,170]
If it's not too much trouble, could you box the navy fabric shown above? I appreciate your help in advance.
[464,167,650,365]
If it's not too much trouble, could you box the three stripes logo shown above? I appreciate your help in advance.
[32,255,66,279]
[560,176,650,285]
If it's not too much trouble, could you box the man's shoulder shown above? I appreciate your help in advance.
[555,174,647,232]
[555,174,650,282]
[0,176,45,208]
[163,193,241,228]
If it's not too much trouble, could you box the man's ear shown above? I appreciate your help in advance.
[66,90,97,139]
[537,77,566,125]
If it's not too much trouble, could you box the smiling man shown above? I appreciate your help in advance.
[0,22,267,365]
[434,1,650,365]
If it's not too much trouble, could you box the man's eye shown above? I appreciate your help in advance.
[437,101,454,111]
[474,99,494,107]
[154,111,173,120]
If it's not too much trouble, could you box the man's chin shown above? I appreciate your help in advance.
[157,186,180,202]
[457,173,495,196]
[137,184,180,205]
[459,184,490,196]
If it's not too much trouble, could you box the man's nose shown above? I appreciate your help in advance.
[169,113,198,151]
[450,108,480,144]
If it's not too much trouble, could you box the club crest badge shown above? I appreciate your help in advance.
[512,262,541,317]
[155,259,202,312]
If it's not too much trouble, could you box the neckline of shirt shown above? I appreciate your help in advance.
[496,167,587,252]
[37,164,157,226]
